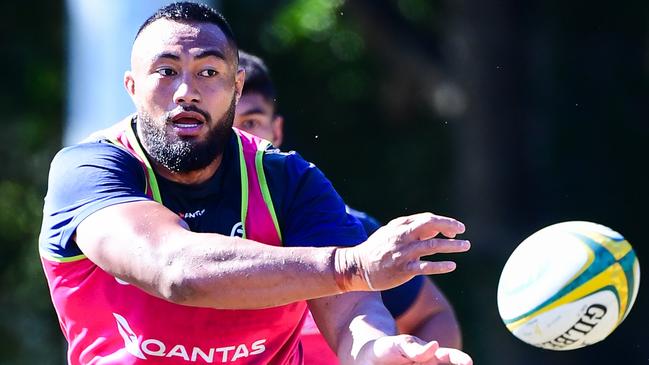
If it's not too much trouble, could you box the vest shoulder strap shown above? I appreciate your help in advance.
[100,115,161,202]
[97,121,282,245]
[234,128,282,245]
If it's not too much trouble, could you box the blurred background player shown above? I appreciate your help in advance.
[234,50,463,364]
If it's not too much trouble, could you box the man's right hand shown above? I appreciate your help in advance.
[333,213,470,292]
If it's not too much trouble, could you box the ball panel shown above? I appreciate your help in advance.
[497,228,591,321]
[500,230,618,326]
[512,290,619,351]
[620,255,640,322]
[575,228,631,262]
[504,261,626,333]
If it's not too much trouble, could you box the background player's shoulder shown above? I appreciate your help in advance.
[345,205,381,235]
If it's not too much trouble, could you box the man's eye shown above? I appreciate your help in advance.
[199,69,218,77]
[242,120,258,129]
[157,68,176,76]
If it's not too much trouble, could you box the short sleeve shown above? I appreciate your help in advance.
[263,149,423,317]
[263,150,367,247]
[39,142,151,259]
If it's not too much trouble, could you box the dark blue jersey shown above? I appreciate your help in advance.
[345,206,424,318]
[40,132,366,260]
[40,127,421,319]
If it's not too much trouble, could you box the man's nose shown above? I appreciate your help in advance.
[174,75,200,104]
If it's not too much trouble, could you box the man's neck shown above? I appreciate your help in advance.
[152,154,224,185]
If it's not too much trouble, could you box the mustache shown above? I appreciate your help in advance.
[165,105,211,124]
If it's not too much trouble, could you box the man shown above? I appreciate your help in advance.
[39,3,472,365]
[233,51,463,363]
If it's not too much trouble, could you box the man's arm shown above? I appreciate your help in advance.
[395,278,462,349]
[75,200,339,308]
[309,292,472,365]
[76,202,469,309]
[308,291,396,364]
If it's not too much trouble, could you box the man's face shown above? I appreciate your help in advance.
[234,92,284,147]
[125,19,244,172]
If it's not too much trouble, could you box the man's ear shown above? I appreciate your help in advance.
[272,115,284,147]
[235,68,245,104]
[124,71,136,101]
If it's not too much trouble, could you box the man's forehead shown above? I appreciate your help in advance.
[237,93,275,115]
[132,19,234,62]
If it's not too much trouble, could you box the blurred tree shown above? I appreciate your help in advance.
[0,1,65,364]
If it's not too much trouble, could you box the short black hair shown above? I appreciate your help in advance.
[238,50,276,103]
[136,2,237,52]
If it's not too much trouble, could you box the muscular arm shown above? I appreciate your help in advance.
[309,286,472,365]
[395,278,462,349]
[76,200,342,309]
[308,292,397,365]
[76,202,469,311]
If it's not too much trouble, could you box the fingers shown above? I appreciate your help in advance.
[435,347,474,365]
[416,214,465,240]
[406,238,471,259]
[402,239,470,276]
[396,213,466,240]
[408,260,457,275]
[371,336,472,365]
[401,341,474,365]
[399,338,439,361]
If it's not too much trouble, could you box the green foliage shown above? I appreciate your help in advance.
[268,0,345,45]
[0,0,64,363]
[0,181,62,365]
[261,0,365,63]
[397,0,433,23]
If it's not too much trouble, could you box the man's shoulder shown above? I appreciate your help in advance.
[51,140,136,170]
[47,141,144,195]
[262,147,315,175]
[42,141,150,260]
[80,115,135,143]
[258,146,367,247]
[259,147,323,202]
[263,146,305,162]
[57,139,128,156]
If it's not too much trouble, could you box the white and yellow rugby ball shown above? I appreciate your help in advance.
[497,221,640,350]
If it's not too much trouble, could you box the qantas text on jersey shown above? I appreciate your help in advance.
[114,313,267,363]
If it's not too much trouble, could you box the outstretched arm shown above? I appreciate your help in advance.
[76,204,469,310]
[75,200,339,308]
[309,291,472,365]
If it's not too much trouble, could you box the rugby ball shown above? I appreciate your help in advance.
[497,221,640,350]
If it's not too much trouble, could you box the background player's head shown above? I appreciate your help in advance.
[234,50,284,147]
[125,2,244,172]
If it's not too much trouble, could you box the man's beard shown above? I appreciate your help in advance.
[138,97,236,173]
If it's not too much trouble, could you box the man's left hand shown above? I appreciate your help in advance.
[356,335,473,365]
